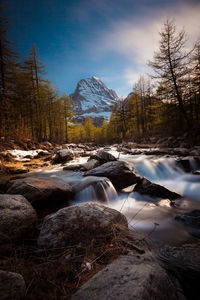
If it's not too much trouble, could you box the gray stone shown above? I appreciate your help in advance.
[82,159,100,170]
[7,177,73,204]
[89,150,117,164]
[84,161,140,190]
[0,270,26,300]
[71,254,182,300]
[52,149,74,164]
[0,194,37,243]
[134,178,181,200]
[38,203,127,248]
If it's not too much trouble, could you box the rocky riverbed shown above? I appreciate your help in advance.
[0,140,200,299]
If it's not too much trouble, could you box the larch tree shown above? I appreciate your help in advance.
[148,19,191,127]
[24,45,46,140]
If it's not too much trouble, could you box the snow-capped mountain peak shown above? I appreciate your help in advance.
[70,76,119,125]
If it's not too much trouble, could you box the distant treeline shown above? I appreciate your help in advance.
[0,8,199,144]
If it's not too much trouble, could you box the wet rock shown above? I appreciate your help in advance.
[158,242,200,300]
[52,149,74,164]
[134,178,181,200]
[0,194,37,243]
[7,177,74,204]
[175,210,200,237]
[89,150,117,164]
[71,254,183,300]
[38,203,127,248]
[84,161,140,190]
[0,270,26,300]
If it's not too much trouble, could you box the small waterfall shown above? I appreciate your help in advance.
[74,176,118,204]
[134,157,184,182]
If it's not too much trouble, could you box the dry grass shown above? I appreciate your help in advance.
[0,224,147,300]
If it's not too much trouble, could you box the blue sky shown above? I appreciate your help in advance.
[4,0,200,97]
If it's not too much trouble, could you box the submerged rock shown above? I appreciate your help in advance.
[84,161,140,190]
[0,270,26,300]
[71,254,183,300]
[0,194,37,243]
[134,178,181,200]
[7,177,74,204]
[38,203,128,248]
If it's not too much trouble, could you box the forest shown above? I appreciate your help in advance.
[1,8,200,145]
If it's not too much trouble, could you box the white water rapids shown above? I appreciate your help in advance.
[31,147,200,246]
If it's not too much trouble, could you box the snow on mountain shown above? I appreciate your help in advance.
[70,76,119,126]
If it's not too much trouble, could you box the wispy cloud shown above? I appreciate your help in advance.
[94,2,200,89]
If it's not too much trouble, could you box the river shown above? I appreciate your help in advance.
[29,147,200,247]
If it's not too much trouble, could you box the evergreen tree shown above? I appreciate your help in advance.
[149,19,191,127]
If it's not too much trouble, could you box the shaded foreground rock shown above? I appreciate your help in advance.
[38,203,128,248]
[71,254,184,300]
[158,242,200,300]
[0,270,26,300]
[7,177,73,204]
[0,194,37,243]
[134,178,181,200]
[84,161,140,190]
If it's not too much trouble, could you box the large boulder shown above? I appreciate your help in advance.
[134,178,181,200]
[89,150,117,164]
[0,194,37,243]
[0,270,26,300]
[84,161,140,190]
[158,242,200,300]
[52,149,74,164]
[7,177,74,204]
[71,254,183,300]
[38,203,128,248]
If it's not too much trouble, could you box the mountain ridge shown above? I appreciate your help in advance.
[70,76,119,126]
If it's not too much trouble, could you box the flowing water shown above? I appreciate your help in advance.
[32,147,200,246]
